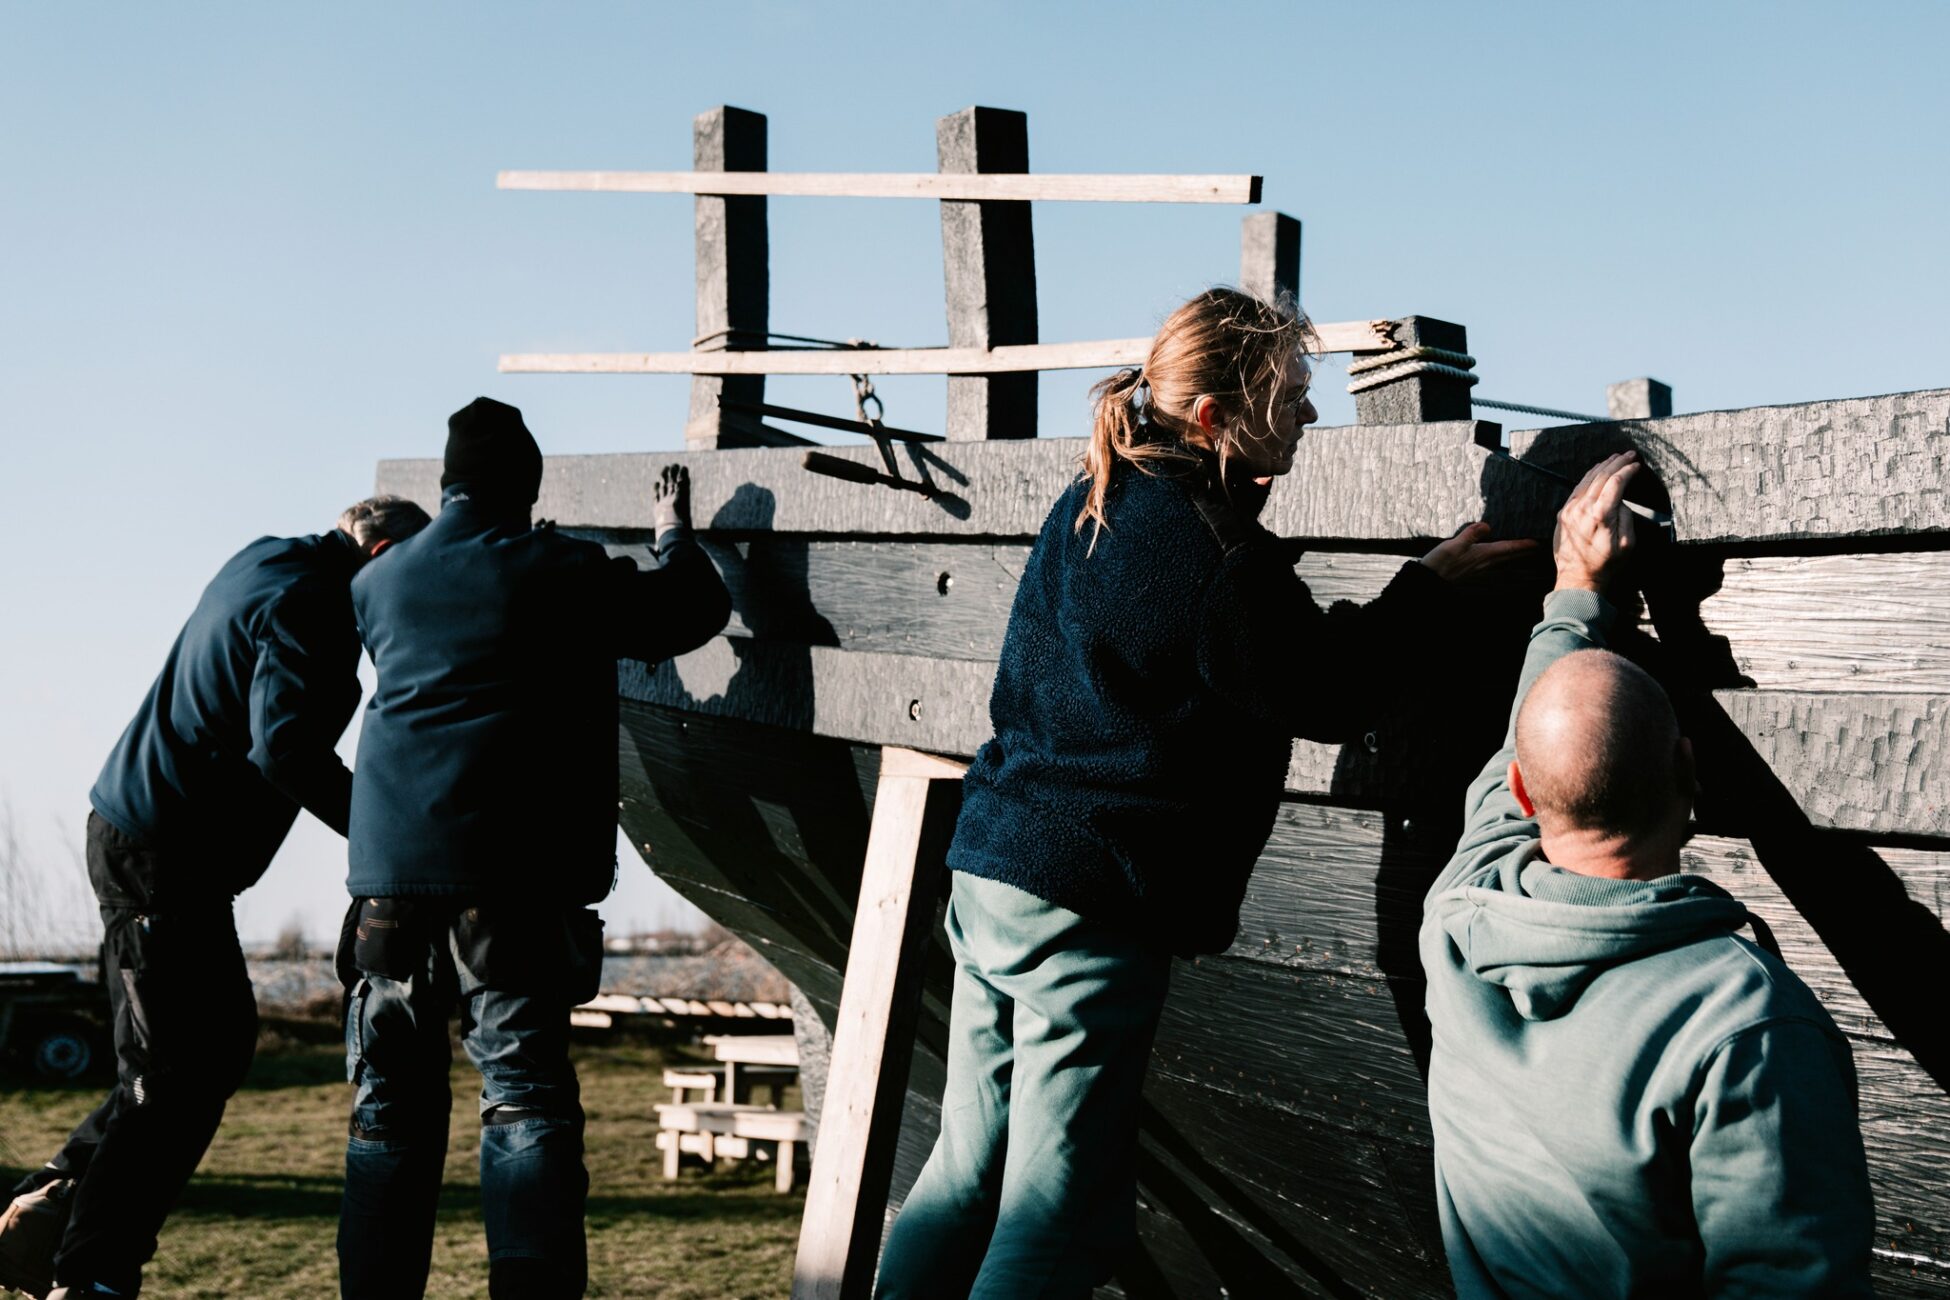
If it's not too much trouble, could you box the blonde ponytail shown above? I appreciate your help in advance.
[1075,288,1313,544]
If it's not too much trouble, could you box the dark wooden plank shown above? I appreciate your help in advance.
[1690,553,1950,692]
[375,421,1502,542]
[937,106,1038,442]
[591,538,1950,696]
[619,633,1950,840]
[686,106,771,450]
[1351,317,1473,426]
[618,705,1950,1293]
[378,386,1950,546]
[1606,378,1673,420]
[1138,1068,1450,1298]
[1240,211,1301,306]
[1507,387,1950,545]
[1290,689,1950,838]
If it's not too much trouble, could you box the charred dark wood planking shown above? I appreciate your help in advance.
[619,641,1950,837]
[937,107,1038,442]
[377,386,1950,546]
[1239,211,1301,306]
[590,541,1950,697]
[1509,387,1950,544]
[687,107,772,450]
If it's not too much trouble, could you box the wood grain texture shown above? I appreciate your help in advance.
[382,385,1950,545]
[618,635,1950,838]
[375,421,1494,540]
[499,324,1395,375]
[793,759,958,1300]
[1238,211,1301,307]
[936,106,1038,442]
[615,707,1950,1296]
[597,540,1950,699]
[1287,689,1950,839]
[1715,691,1947,836]
[1508,387,1950,544]
[1690,554,1950,693]
[496,168,1261,203]
[687,106,769,451]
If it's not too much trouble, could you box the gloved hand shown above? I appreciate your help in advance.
[652,463,692,536]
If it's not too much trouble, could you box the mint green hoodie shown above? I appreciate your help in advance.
[1421,589,1874,1299]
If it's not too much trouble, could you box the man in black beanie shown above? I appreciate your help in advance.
[336,397,730,1300]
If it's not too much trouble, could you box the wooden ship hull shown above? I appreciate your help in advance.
[379,388,1950,1296]
[384,104,1950,1295]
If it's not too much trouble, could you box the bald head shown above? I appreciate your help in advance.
[1514,650,1690,841]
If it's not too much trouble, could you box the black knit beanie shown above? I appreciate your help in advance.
[441,397,543,504]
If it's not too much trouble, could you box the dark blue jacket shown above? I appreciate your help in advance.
[90,531,364,896]
[346,486,731,904]
[949,459,1452,956]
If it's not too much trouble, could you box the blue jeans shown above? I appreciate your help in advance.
[338,906,590,1300]
[875,873,1173,1300]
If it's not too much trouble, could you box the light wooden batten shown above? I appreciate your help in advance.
[497,170,1260,204]
[500,320,1393,377]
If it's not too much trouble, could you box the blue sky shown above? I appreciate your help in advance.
[2,1,1945,944]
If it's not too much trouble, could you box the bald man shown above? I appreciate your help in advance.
[1420,452,1874,1299]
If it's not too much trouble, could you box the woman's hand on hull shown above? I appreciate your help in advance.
[1419,521,1539,584]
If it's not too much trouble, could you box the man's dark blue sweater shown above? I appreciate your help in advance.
[949,458,1453,956]
[346,485,731,906]
[90,531,364,897]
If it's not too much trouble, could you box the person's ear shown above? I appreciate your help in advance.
[1509,760,1537,818]
[1192,394,1222,435]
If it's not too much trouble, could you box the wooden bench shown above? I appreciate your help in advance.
[662,1068,721,1104]
[703,1033,799,1103]
[655,1101,811,1193]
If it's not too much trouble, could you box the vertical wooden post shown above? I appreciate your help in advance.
[1239,211,1301,305]
[688,106,770,450]
[1606,377,1673,420]
[937,106,1038,440]
[792,747,965,1300]
[1352,315,1472,425]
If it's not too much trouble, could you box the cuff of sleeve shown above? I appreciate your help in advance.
[1541,587,1615,634]
[653,524,694,558]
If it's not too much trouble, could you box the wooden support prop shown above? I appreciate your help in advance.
[687,106,770,450]
[792,746,965,1300]
[499,320,1391,376]
[938,107,1039,440]
[1240,211,1301,305]
[497,169,1261,204]
[1352,315,1474,425]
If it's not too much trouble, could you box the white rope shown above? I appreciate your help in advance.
[1344,345,1476,377]
[1347,360,1479,394]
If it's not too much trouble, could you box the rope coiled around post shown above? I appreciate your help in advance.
[1344,345,1479,395]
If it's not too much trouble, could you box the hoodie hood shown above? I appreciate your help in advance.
[1432,850,1754,1021]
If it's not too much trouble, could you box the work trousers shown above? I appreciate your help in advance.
[337,899,599,1300]
[11,812,259,1297]
[875,872,1173,1300]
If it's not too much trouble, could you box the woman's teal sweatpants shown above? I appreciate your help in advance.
[874,871,1173,1300]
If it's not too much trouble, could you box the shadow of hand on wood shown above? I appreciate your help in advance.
[1620,549,1950,1092]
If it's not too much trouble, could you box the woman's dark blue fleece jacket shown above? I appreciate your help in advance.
[948,456,1452,956]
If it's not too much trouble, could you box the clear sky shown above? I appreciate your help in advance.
[2,1,1945,946]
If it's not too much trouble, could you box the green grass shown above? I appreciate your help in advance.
[0,1027,803,1298]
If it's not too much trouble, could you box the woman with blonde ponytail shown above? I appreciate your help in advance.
[875,288,1530,1299]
